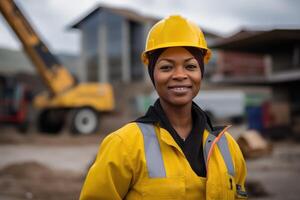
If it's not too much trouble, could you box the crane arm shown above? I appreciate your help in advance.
[0,0,75,96]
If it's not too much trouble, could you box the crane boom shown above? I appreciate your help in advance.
[0,0,75,95]
[0,0,115,135]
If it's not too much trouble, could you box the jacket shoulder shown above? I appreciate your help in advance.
[105,122,144,152]
[112,122,142,139]
[224,131,241,151]
[224,131,243,159]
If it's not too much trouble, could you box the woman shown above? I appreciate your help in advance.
[80,15,247,200]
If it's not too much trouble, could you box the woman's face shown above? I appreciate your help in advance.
[153,47,202,107]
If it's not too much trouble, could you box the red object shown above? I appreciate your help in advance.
[262,101,272,129]
[0,95,28,123]
[0,76,29,125]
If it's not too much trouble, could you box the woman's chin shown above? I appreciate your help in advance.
[166,97,193,107]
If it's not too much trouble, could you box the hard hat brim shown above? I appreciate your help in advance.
[141,46,211,65]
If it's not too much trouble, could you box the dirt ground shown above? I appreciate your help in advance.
[0,126,300,200]
[0,126,103,200]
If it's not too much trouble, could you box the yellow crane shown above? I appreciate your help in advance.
[0,0,115,134]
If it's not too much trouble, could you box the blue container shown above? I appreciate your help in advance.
[246,106,263,132]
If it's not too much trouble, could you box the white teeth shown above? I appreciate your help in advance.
[172,87,188,91]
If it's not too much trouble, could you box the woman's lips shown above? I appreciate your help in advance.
[168,86,192,94]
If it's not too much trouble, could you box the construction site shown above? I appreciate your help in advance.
[1,0,300,199]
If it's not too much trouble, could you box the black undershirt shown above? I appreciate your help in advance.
[135,99,208,177]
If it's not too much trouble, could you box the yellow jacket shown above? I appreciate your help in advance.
[80,122,247,200]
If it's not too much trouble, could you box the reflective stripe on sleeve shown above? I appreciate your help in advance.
[217,134,235,176]
[204,129,235,177]
[137,123,166,178]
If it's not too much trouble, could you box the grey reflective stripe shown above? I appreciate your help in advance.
[203,133,216,167]
[204,132,235,176]
[137,123,166,178]
[217,134,235,176]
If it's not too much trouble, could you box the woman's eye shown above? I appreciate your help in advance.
[186,64,198,70]
[160,65,172,71]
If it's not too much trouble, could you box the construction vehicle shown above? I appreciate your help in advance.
[0,74,30,132]
[0,0,115,134]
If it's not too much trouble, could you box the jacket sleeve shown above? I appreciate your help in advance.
[79,133,133,200]
[226,132,248,199]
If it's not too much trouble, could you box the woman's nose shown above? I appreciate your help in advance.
[172,66,187,80]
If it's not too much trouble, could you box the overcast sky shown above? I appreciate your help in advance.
[0,0,299,54]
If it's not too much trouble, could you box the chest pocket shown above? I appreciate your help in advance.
[137,123,185,199]
[141,177,185,200]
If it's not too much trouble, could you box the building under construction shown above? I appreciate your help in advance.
[211,29,300,139]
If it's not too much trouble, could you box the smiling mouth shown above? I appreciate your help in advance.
[168,86,192,92]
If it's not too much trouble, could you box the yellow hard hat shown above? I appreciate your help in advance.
[141,15,212,65]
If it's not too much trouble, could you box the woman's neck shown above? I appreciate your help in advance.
[159,99,193,140]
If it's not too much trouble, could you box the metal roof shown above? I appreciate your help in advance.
[69,4,221,38]
[70,4,159,29]
[211,29,300,52]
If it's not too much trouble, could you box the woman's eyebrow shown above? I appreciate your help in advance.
[157,58,174,64]
[157,57,195,64]
[184,57,196,62]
